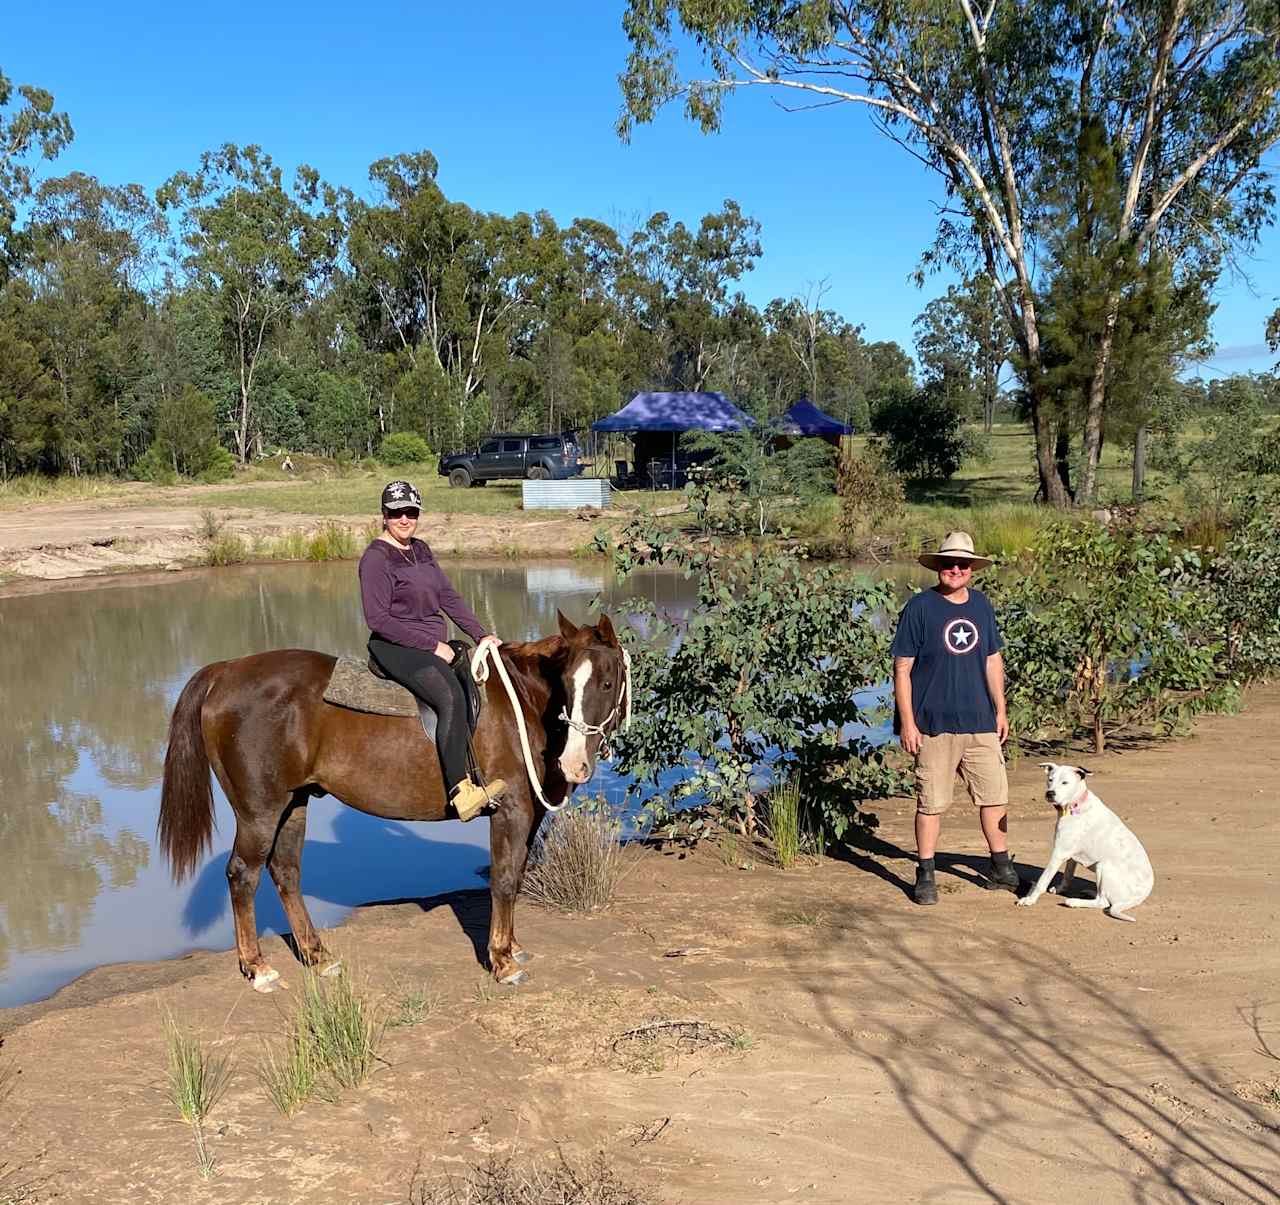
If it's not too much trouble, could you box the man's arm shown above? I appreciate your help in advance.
[985,651,1009,744]
[894,656,923,755]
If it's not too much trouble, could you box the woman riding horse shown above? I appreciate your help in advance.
[159,603,629,989]
[359,478,504,821]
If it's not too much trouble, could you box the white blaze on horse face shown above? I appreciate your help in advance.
[559,657,595,784]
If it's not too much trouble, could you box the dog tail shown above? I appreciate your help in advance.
[1106,909,1137,923]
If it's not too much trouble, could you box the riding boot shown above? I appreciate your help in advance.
[450,775,507,822]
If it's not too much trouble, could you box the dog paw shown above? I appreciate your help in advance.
[1015,896,1036,907]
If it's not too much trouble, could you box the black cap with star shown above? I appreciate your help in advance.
[381,480,422,511]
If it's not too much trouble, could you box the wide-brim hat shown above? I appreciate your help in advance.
[918,530,994,571]
[381,479,422,511]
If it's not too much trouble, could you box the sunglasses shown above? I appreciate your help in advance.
[937,559,973,571]
[387,508,420,521]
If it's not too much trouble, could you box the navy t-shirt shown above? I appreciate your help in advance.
[890,587,1004,736]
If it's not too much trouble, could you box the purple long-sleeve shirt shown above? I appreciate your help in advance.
[358,538,488,650]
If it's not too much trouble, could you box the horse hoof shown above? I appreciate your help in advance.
[512,949,533,966]
[497,969,528,986]
[317,958,343,977]
[251,967,281,993]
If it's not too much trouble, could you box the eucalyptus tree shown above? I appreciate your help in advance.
[914,275,1011,433]
[158,145,343,463]
[0,68,73,272]
[618,0,1280,506]
[21,173,165,473]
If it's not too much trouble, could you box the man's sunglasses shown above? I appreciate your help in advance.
[938,559,973,571]
[387,508,420,520]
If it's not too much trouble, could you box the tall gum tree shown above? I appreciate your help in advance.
[158,145,342,464]
[617,1,1280,506]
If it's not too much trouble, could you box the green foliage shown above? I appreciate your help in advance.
[989,524,1226,753]
[378,431,433,465]
[0,69,74,259]
[1200,492,1280,684]
[684,427,835,537]
[872,383,971,481]
[836,440,904,548]
[604,516,906,846]
[763,778,803,869]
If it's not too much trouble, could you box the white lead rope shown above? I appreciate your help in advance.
[471,642,632,813]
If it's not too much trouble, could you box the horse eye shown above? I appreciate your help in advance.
[602,680,613,691]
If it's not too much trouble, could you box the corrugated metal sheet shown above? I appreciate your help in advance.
[522,479,612,510]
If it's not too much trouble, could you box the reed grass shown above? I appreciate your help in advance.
[203,532,248,566]
[521,801,633,913]
[764,779,803,869]
[258,964,384,1115]
[258,1025,320,1118]
[162,1011,232,1178]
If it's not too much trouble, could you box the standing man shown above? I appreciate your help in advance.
[891,532,1016,905]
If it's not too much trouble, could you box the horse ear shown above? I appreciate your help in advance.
[595,613,618,646]
[557,610,579,640]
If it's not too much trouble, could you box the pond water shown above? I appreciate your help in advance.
[0,556,933,1008]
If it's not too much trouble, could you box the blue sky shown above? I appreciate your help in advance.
[7,2,1277,377]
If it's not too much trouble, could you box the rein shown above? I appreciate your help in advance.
[471,642,632,813]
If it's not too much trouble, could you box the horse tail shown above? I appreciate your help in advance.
[159,662,223,883]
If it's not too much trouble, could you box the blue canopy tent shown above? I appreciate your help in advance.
[774,398,854,445]
[592,392,753,487]
[591,391,753,433]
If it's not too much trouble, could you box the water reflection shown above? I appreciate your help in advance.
[0,559,695,1008]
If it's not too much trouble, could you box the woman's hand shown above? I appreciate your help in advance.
[476,634,502,658]
[434,641,455,664]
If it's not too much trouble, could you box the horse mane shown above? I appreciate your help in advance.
[495,636,567,714]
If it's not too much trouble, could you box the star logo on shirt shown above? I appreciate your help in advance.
[943,617,980,656]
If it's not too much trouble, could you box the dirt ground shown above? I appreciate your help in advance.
[0,483,614,585]
[2,690,1277,1204]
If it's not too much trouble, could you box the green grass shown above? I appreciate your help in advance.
[389,979,444,1029]
[162,1011,232,1178]
[258,964,384,1116]
[764,779,803,869]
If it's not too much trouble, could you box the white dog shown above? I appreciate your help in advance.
[1015,763,1154,922]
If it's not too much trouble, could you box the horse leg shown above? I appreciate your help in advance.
[268,795,340,975]
[227,815,286,992]
[487,802,536,985]
[509,816,544,966]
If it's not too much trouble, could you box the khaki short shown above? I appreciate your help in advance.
[914,732,1008,815]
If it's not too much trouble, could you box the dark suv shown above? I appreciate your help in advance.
[438,433,585,488]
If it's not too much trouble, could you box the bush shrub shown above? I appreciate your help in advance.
[379,432,433,465]
[836,441,904,547]
[521,797,631,912]
[872,382,970,480]
[604,518,907,846]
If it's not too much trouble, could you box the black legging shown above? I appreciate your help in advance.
[368,637,468,793]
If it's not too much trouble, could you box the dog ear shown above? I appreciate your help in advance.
[1075,766,1093,777]
[1036,762,1057,771]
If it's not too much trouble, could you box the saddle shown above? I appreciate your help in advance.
[321,639,483,745]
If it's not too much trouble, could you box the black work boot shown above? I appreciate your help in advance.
[913,860,939,906]
[985,850,1020,893]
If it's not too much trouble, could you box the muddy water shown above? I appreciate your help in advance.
[0,559,699,1008]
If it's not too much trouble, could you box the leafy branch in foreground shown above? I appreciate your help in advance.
[602,516,906,845]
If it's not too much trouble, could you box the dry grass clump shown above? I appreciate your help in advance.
[407,1152,655,1205]
[522,801,633,913]
[258,964,384,1116]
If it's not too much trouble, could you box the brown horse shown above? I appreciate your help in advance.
[158,612,627,988]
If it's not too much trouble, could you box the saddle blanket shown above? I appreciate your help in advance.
[323,656,419,717]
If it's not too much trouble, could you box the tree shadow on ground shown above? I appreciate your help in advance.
[786,898,1280,1202]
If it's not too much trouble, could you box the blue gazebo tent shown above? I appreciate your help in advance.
[591,391,753,433]
[774,398,854,445]
[591,391,753,486]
